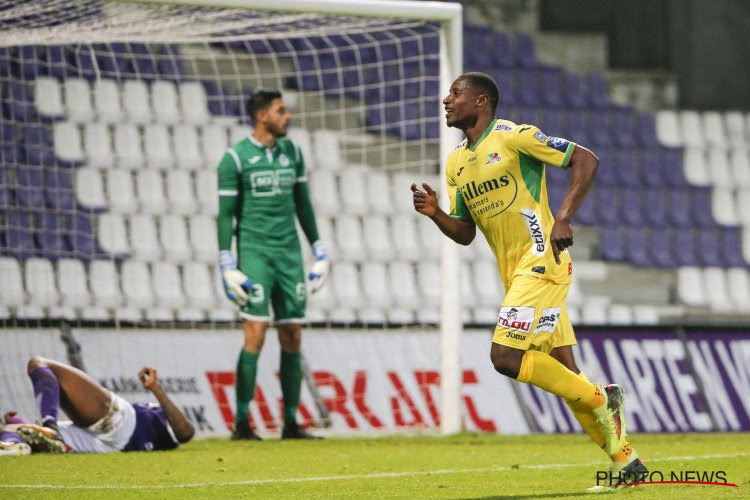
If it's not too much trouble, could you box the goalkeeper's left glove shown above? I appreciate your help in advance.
[219,250,252,306]
[308,241,330,294]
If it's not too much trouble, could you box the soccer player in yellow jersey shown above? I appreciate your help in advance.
[412,72,646,486]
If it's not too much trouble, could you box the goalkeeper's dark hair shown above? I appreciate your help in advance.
[247,90,282,121]
[459,72,499,113]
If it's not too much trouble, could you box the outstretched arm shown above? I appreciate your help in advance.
[550,145,599,264]
[411,182,476,246]
[139,368,195,444]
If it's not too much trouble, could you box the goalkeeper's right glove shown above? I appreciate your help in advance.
[219,250,252,307]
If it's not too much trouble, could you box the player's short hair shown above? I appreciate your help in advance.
[459,72,499,113]
[247,90,282,120]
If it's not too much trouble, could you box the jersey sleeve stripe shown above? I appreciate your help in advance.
[226,148,242,173]
[218,189,238,196]
[561,143,577,168]
[296,176,308,182]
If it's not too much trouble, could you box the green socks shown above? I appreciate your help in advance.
[280,351,303,427]
[235,349,259,425]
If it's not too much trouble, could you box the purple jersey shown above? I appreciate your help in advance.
[123,403,179,452]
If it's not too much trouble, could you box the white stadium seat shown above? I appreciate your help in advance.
[417,216,441,260]
[97,213,129,255]
[388,261,419,309]
[194,169,218,215]
[172,124,204,170]
[702,111,728,148]
[83,122,113,168]
[179,81,210,124]
[121,260,154,309]
[286,127,315,170]
[151,80,180,124]
[160,215,193,262]
[339,165,368,215]
[166,170,196,215]
[129,214,162,261]
[365,170,392,214]
[151,262,185,308]
[0,257,25,308]
[581,296,610,325]
[631,304,661,325]
[24,258,58,308]
[56,259,91,308]
[679,110,704,148]
[682,147,710,186]
[88,260,121,308]
[676,266,706,307]
[312,129,342,171]
[361,215,392,260]
[335,214,366,261]
[331,261,362,309]
[93,79,123,123]
[308,170,341,215]
[75,168,107,210]
[391,171,418,214]
[189,215,218,262]
[655,110,682,147]
[143,123,174,169]
[390,214,421,261]
[736,192,750,225]
[314,216,337,261]
[416,261,441,305]
[34,77,64,117]
[53,122,84,163]
[724,111,747,144]
[711,187,739,226]
[703,267,732,312]
[114,123,144,169]
[472,259,504,307]
[729,149,750,188]
[201,123,229,167]
[136,169,167,214]
[183,262,217,308]
[727,267,750,312]
[106,169,138,214]
[122,80,152,123]
[64,78,94,123]
[706,148,733,188]
[229,124,248,145]
[608,304,634,325]
[361,261,391,309]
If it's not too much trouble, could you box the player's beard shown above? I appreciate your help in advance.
[268,120,288,138]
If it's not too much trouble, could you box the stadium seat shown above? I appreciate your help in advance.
[711,187,739,226]
[129,214,161,261]
[151,262,186,308]
[93,79,123,123]
[702,111,728,148]
[64,78,94,123]
[188,215,218,262]
[97,213,129,256]
[121,260,155,309]
[729,149,750,188]
[143,123,174,169]
[314,215,337,260]
[643,188,669,227]
[200,123,229,167]
[136,169,167,214]
[53,122,85,163]
[679,110,705,148]
[229,124,248,145]
[581,296,610,325]
[655,110,682,147]
[389,261,419,309]
[312,130,342,171]
[309,169,341,215]
[649,228,674,268]
[114,123,144,169]
[692,188,716,228]
[24,258,59,308]
[360,261,391,309]
[160,215,192,262]
[417,215,441,261]
[34,77,64,118]
[676,266,707,307]
[472,259,505,307]
[390,214,421,261]
[35,212,67,258]
[608,304,633,325]
[334,214,365,261]
[364,170,392,215]
[194,169,218,215]
[0,257,26,309]
[706,148,733,187]
[172,124,203,170]
[151,80,181,124]
[286,127,315,170]
[75,168,108,210]
[339,165,368,215]
[179,81,210,124]
[106,169,138,214]
[727,267,750,312]
[83,122,115,169]
[166,170,196,215]
[361,215,392,260]
[724,111,746,145]
[331,261,362,309]
[87,260,121,309]
[703,267,733,312]
[682,147,710,186]
[183,262,217,309]
[56,258,91,308]
[122,80,152,123]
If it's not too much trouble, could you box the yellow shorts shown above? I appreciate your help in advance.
[491,275,576,354]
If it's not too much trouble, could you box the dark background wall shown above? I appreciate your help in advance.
[539,0,750,110]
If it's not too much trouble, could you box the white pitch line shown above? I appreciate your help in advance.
[1,451,748,490]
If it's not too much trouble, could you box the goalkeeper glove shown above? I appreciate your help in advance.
[308,241,330,294]
[219,250,252,306]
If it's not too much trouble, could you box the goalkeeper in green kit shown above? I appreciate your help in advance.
[216,90,329,440]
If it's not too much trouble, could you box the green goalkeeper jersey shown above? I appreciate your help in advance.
[216,134,319,252]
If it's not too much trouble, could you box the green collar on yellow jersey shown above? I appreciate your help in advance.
[467,118,496,152]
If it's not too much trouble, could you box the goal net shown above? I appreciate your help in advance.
[0,0,486,437]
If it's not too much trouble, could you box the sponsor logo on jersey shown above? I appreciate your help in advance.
[494,122,515,132]
[485,152,502,165]
[250,168,296,197]
[457,166,465,176]
[279,153,290,167]
[468,156,477,162]
[531,266,545,274]
[459,174,510,201]
[534,307,561,334]
[521,209,546,256]
[497,306,534,334]
[546,136,570,153]
[534,130,548,143]
[249,156,262,164]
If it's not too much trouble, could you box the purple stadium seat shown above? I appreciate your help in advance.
[586,74,610,109]
[0,47,10,78]
[95,43,129,80]
[35,212,68,259]
[620,188,644,226]
[545,164,567,188]
[644,188,669,227]
[463,29,493,69]
[662,148,690,187]
[612,149,640,187]
[44,170,76,211]
[4,210,36,258]
[22,124,55,166]
[517,70,541,107]
[39,45,68,80]
[611,109,637,148]
[721,227,747,267]
[572,187,597,225]
[514,33,540,69]
[546,182,566,212]
[12,45,41,80]
[595,186,620,225]
[67,213,102,259]
[562,73,586,108]
[666,189,691,227]
[243,39,271,55]
[0,168,13,208]
[128,43,157,81]
[564,110,588,144]
[494,71,517,108]
[539,68,564,107]
[635,113,661,149]
[539,109,564,136]
[600,226,626,262]
[625,226,651,267]
[691,187,715,227]
[587,112,613,147]
[15,166,45,208]
[673,229,699,266]
[157,44,184,81]
[4,80,38,122]
[592,149,616,187]
[697,228,723,266]
[648,227,673,267]
[640,151,664,188]
[1,123,21,164]
[491,31,513,69]
[68,45,98,80]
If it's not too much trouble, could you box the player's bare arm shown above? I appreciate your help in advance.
[411,182,476,245]
[550,146,599,264]
[139,367,195,443]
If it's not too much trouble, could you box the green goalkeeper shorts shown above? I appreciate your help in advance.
[237,246,307,322]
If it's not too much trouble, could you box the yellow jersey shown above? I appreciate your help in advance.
[447,118,577,289]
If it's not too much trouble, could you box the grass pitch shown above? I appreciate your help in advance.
[1,433,748,498]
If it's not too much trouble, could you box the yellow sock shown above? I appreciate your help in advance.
[611,442,633,464]
[517,350,604,409]
[565,373,606,449]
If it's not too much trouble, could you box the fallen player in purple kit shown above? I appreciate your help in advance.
[1,357,194,453]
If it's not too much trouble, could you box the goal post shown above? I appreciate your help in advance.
[0,0,465,435]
